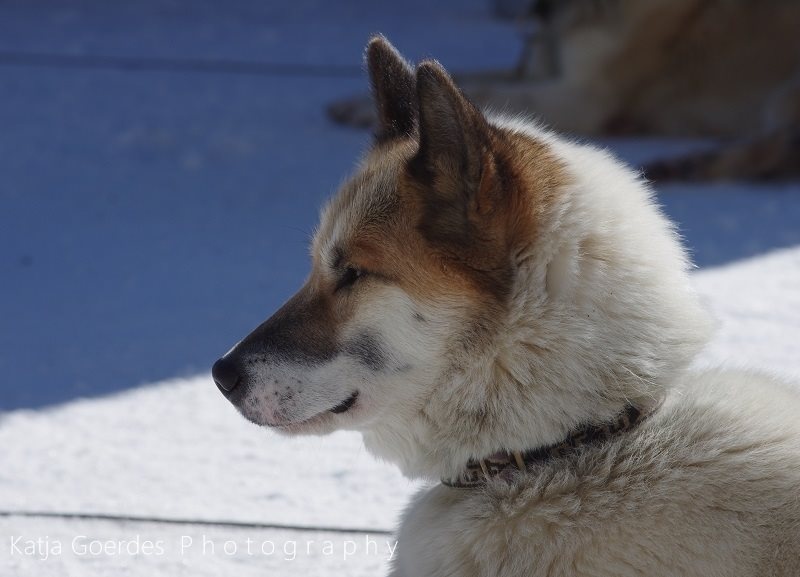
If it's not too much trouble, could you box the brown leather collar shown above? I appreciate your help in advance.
[442,403,657,488]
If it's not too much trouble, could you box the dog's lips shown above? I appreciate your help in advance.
[271,390,359,430]
[330,391,359,414]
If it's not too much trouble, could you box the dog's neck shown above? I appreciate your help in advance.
[362,145,709,481]
[362,352,666,481]
[440,401,658,488]
[361,252,672,481]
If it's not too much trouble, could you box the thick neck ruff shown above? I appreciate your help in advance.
[442,403,657,488]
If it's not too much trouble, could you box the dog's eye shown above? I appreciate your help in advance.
[335,266,363,292]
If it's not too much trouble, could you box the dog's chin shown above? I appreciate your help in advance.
[238,391,361,437]
[271,413,338,436]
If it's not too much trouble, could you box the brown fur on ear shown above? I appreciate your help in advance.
[401,61,525,301]
[410,60,501,249]
[366,35,416,142]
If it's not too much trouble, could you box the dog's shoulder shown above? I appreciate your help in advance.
[391,369,800,577]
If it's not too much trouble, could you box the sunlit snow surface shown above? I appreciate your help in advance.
[2,246,799,576]
[2,1,799,574]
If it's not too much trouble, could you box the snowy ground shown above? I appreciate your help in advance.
[2,246,799,576]
[1,1,799,575]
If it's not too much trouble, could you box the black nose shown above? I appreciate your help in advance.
[212,357,241,393]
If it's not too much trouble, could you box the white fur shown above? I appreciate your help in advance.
[379,120,800,576]
[392,369,800,576]
[239,114,800,574]
[360,119,715,481]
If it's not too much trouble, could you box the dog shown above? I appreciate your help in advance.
[213,36,800,576]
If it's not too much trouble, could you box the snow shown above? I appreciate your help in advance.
[0,378,416,530]
[2,246,800,576]
[693,247,800,380]
[3,518,397,577]
[1,0,799,575]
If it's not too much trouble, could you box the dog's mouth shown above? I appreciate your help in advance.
[271,390,360,432]
[329,391,359,414]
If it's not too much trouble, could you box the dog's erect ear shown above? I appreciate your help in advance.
[366,35,416,142]
[411,60,498,246]
[413,60,493,198]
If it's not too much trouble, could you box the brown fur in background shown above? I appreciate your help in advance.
[329,0,800,181]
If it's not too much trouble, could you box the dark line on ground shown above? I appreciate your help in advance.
[0,51,365,78]
[0,510,393,535]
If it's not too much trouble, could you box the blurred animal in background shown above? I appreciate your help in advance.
[644,71,800,181]
[328,0,800,181]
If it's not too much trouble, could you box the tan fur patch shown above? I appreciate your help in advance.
[313,125,569,326]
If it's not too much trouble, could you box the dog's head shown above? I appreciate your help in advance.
[213,37,711,477]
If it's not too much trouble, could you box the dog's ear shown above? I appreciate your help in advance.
[366,35,416,142]
[411,60,498,246]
